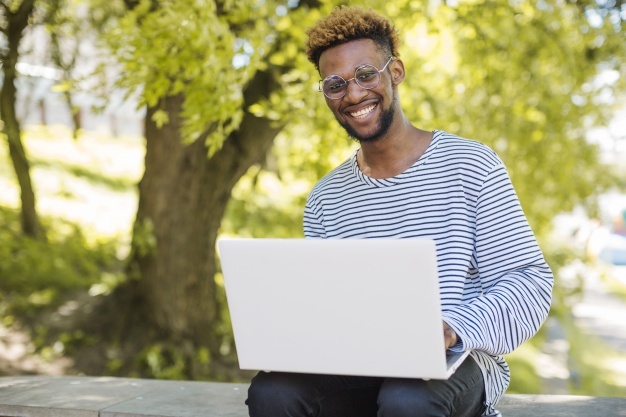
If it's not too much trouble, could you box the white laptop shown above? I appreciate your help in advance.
[217,238,470,380]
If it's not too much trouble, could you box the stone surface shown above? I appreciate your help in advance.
[0,376,162,417]
[100,380,248,417]
[1,376,625,417]
[498,394,626,417]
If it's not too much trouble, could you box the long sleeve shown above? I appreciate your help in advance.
[299,131,553,414]
[441,163,553,355]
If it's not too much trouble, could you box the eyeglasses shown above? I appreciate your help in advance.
[319,57,395,100]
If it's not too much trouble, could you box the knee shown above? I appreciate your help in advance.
[246,372,315,417]
[378,379,449,417]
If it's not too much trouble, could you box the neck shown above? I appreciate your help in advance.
[357,115,433,179]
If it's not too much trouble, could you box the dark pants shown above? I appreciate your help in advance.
[246,356,486,417]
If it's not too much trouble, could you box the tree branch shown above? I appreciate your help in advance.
[14,0,36,23]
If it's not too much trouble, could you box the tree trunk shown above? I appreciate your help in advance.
[100,67,284,379]
[0,0,44,240]
[64,91,81,139]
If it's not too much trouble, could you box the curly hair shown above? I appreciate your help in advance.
[306,6,400,71]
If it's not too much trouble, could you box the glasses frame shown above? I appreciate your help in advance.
[319,57,396,100]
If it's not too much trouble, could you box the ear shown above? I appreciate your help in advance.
[390,58,405,86]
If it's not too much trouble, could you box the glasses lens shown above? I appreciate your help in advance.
[355,65,380,89]
[322,75,347,99]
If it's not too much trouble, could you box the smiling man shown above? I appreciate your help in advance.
[245,6,553,417]
[321,52,397,143]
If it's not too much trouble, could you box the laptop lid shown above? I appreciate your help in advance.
[218,238,469,380]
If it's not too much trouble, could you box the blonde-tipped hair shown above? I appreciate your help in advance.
[306,6,400,71]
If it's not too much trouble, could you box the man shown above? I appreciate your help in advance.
[246,6,553,417]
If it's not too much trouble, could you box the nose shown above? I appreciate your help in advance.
[343,79,369,102]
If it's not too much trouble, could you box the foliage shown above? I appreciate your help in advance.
[386,0,623,238]
[504,341,543,393]
[225,0,626,241]
[0,205,121,317]
[98,0,285,153]
[561,313,626,396]
[222,168,309,238]
[136,343,187,380]
[542,240,589,319]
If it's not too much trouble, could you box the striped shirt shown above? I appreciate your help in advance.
[303,130,553,416]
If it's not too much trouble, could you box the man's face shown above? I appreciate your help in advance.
[318,39,399,143]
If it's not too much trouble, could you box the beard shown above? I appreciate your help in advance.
[337,93,397,144]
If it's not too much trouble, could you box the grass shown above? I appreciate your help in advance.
[30,157,136,191]
[0,126,133,374]
[1,125,143,239]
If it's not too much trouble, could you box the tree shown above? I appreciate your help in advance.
[46,0,85,139]
[0,0,44,239]
[82,0,329,379]
[80,0,624,379]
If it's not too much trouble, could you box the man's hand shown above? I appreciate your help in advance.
[443,321,458,349]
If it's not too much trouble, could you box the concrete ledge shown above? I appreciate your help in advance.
[0,376,247,417]
[0,376,625,417]
[497,394,626,416]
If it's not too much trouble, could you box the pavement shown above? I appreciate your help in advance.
[1,376,626,417]
[572,269,626,352]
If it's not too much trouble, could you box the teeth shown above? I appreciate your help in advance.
[350,105,376,118]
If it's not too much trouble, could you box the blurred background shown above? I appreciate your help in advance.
[1,0,625,397]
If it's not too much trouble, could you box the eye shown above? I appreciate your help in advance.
[357,70,377,81]
[328,81,346,91]
[323,76,347,91]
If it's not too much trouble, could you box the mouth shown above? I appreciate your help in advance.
[349,104,377,119]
